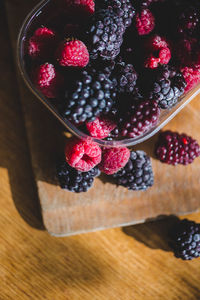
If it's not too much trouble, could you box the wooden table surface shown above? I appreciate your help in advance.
[1,1,200,299]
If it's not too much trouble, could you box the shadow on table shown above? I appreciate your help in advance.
[122,215,180,251]
[0,0,44,230]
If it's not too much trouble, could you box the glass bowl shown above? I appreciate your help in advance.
[17,0,200,148]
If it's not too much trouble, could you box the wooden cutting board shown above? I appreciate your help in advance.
[5,0,200,236]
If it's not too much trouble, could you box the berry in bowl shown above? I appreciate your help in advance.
[17,0,200,192]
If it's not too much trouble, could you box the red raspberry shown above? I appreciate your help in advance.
[135,9,155,36]
[144,35,171,69]
[86,116,117,139]
[65,0,95,14]
[99,147,130,175]
[56,40,89,67]
[65,138,102,172]
[32,63,64,98]
[181,66,200,93]
[27,27,56,60]
[155,131,200,165]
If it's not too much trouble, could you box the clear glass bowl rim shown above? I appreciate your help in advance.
[17,0,200,148]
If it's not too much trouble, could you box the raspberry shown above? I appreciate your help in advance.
[99,147,130,175]
[112,60,138,93]
[181,66,200,93]
[135,9,155,36]
[86,8,125,60]
[62,67,116,124]
[121,100,160,138]
[142,65,186,109]
[155,130,200,165]
[86,116,117,138]
[170,219,200,260]
[144,35,171,69]
[32,63,64,98]
[65,138,102,172]
[112,151,154,190]
[56,159,100,193]
[65,0,95,14]
[56,40,89,67]
[27,27,56,60]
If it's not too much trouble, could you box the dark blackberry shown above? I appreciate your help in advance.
[177,5,200,36]
[56,160,101,193]
[155,130,200,165]
[121,99,160,138]
[138,0,165,8]
[97,0,135,28]
[112,60,138,93]
[112,151,154,190]
[170,219,200,260]
[86,8,125,60]
[62,67,116,124]
[142,65,186,109]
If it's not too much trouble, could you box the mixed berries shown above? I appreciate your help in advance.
[26,0,200,197]
[27,0,200,143]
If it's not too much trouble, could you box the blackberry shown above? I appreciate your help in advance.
[155,130,200,165]
[62,67,116,124]
[56,160,101,193]
[177,5,200,36]
[86,8,125,60]
[112,60,138,93]
[142,65,186,109]
[121,100,160,138]
[97,0,135,28]
[112,151,154,190]
[170,219,200,260]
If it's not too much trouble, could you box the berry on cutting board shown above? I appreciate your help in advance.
[65,138,102,172]
[155,130,200,165]
[99,147,130,175]
[56,159,100,192]
[112,150,154,191]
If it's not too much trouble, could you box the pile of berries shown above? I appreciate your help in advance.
[26,0,200,143]
[26,2,200,262]
[25,0,200,194]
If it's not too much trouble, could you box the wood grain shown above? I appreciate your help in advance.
[1,1,200,298]
[5,0,200,237]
